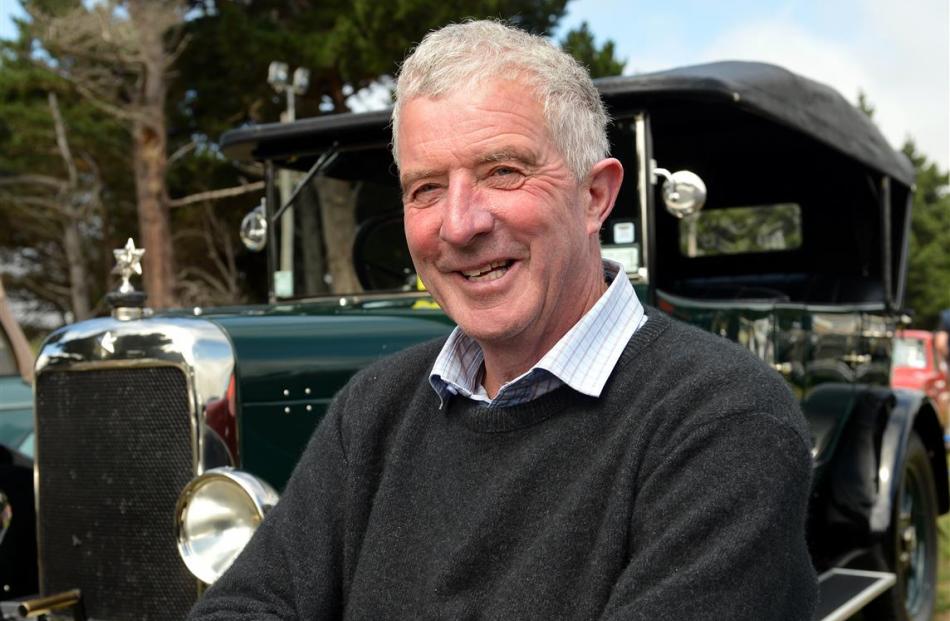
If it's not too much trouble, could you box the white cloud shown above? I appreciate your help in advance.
[567,0,949,169]
[346,77,394,113]
[639,6,948,168]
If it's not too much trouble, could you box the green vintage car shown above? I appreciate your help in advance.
[0,278,37,600]
[11,62,947,621]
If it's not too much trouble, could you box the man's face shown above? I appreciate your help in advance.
[399,79,606,357]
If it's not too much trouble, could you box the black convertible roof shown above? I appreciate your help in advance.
[220,61,914,187]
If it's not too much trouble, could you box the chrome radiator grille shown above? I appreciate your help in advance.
[36,367,196,620]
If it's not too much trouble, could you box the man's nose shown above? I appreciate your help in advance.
[439,180,493,246]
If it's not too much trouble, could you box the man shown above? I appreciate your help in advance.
[190,20,816,620]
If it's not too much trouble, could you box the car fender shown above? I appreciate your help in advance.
[818,385,891,538]
[869,387,949,535]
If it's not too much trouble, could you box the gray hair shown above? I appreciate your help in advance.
[391,20,610,181]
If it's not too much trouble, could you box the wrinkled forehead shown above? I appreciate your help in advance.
[394,74,550,154]
[397,72,543,122]
[395,78,554,166]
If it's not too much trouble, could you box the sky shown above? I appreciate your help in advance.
[1,0,947,168]
[555,0,950,169]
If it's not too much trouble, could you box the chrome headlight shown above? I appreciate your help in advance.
[175,468,279,584]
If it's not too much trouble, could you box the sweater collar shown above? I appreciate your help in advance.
[446,310,672,433]
[428,260,646,409]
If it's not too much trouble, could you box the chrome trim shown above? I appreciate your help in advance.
[111,238,146,296]
[816,568,896,621]
[634,113,650,283]
[16,589,84,619]
[655,289,778,311]
[33,315,236,591]
[840,353,872,366]
[35,316,236,473]
[174,467,279,585]
[279,289,433,307]
[771,362,793,375]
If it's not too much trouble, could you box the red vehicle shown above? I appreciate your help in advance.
[893,330,950,440]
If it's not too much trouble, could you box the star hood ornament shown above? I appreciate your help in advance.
[107,238,148,316]
[113,238,145,295]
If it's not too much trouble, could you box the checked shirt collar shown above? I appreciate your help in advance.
[429,259,647,409]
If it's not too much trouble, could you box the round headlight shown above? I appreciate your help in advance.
[175,468,279,584]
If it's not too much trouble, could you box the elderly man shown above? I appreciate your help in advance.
[190,20,816,620]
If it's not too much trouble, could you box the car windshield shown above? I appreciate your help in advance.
[271,145,409,300]
[893,337,928,369]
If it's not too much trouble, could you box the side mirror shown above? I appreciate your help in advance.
[653,167,707,219]
[240,202,267,252]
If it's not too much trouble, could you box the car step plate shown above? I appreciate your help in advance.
[815,568,896,621]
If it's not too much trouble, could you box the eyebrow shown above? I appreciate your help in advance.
[399,147,539,191]
[400,168,440,192]
[477,148,538,167]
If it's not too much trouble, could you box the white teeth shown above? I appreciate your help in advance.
[469,266,508,282]
[462,260,510,280]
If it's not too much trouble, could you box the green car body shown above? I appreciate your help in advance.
[0,377,32,457]
[15,61,948,621]
[211,301,454,487]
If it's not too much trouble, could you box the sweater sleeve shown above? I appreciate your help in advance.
[187,385,351,620]
[600,412,817,621]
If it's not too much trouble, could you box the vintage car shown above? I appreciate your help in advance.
[7,61,946,621]
[0,277,37,600]
[892,329,950,437]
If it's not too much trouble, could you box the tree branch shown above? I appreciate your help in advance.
[232,161,265,178]
[68,77,142,123]
[178,265,231,297]
[16,274,72,304]
[48,91,79,188]
[165,31,191,68]
[167,140,196,166]
[0,175,67,191]
[201,205,231,288]
[169,181,265,208]
[3,195,66,213]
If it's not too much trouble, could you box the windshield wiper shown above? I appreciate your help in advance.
[271,143,340,223]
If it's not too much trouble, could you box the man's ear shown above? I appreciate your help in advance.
[584,158,624,235]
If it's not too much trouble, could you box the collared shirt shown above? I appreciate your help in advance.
[429,259,647,408]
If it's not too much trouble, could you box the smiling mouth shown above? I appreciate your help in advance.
[461,260,513,282]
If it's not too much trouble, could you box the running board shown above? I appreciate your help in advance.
[815,568,896,621]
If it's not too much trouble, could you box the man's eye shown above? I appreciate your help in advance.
[486,166,525,188]
[410,184,441,205]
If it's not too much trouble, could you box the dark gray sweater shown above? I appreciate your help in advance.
[189,311,817,620]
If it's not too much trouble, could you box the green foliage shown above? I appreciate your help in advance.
[0,24,135,321]
[559,21,625,78]
[0,0,628,321]
[855,92,949,328]
[171,0,569,138]
[856,89,876,119]
[902,139,950,328]
[678,204,802,257]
